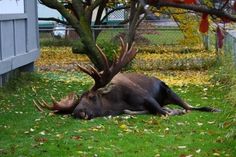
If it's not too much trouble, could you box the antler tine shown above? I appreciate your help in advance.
[119,38,127,61]
[119,37,125,51]
[88,64,102,81]
[118,38,135,63]
[33,99,44,112]
[77,63,101,80]
[77,64,92,76]
[33,98,55,111]
[33,93,79,114]
[79,37,137,91]
[96,44,110,71]
[40,98,54,110]
[51,95,59,104]
[107,39,137,78]
[125,43,136,61]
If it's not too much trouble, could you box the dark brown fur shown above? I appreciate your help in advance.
[72,73,219,119]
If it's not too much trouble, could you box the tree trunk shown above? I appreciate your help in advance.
[73,21,104,70]
[126,1,143,47]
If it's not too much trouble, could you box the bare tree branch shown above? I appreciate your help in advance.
[94,0,108,25]
[155,1,236,21]
[91,0,105,11]
[40,0,79,27]
[38,17,69,25]
[220,0,230,11]
[100,6,130,23]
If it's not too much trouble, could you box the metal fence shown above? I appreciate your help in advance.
[94,26,184,46]
[39,21,219,48]
[39,22,186,46]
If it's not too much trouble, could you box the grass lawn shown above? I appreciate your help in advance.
[0,71,235,157]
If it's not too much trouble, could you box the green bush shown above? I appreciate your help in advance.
[40,38,75,47]
[97,40,119,61]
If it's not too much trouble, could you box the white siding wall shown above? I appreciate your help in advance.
[0,0,39,86]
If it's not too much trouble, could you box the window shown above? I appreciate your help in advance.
[0,0,24,14]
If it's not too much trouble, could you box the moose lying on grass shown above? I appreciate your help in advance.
[34,39,220,120]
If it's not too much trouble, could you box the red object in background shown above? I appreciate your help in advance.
[184,0,196,4]
[172,0,184,3]
[216,26,224,49]
[202,13,208,20]
[221,16,231,23]
[233,1,236,11]
[199,13,209,33]
[147,0,158,5]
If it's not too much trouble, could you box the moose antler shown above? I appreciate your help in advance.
[78,38,137,91]
[33,92,79,114]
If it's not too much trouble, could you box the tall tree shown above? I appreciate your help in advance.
[39,0,236,69]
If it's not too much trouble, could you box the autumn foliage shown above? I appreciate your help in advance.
[184,0,196,4]
[146,0,234,35]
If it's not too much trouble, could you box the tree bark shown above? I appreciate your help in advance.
[127,1,144,47]
[40,0,105,70]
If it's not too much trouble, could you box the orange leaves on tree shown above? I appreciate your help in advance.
[172,0,184,3]
[199,13,209,33]
[147,0,158,5]
[168,0,196,4]
[184,0,196,4]
[221,16,231,23]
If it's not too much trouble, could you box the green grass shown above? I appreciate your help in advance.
[143,30,184,45]
[0,72,235,157]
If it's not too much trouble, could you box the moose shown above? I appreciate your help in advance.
[34,39,220,120]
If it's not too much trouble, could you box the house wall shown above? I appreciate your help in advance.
[0,0,39,87]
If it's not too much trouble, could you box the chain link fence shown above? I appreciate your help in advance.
[39,20,221,49]
[39,20,188,46]
[224,30,236,64]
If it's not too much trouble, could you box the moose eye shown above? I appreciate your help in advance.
[88,95,96,102]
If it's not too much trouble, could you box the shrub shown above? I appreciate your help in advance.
[97,40,119,61]
[40,38,75,47]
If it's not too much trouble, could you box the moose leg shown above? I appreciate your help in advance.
[144,97,168,115]
[163,107,186,116]
[164,87,220,112]
[164,88,192,111]
[124,110,149,115]
[123,107,186,116]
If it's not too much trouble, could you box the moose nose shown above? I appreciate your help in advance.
[72,109,90,120]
